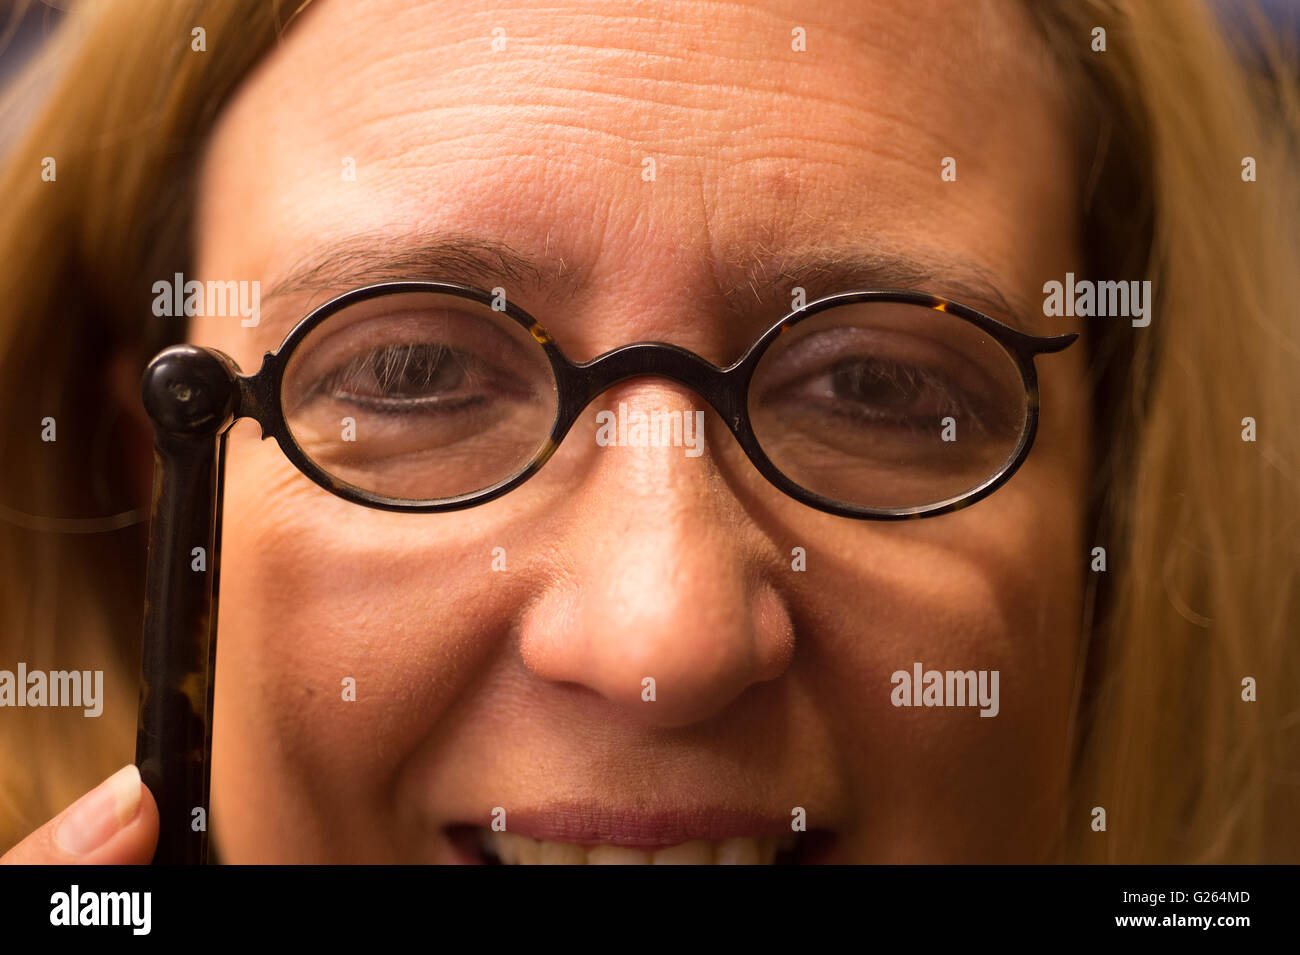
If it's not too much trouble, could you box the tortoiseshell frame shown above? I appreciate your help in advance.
[135,280,1077,863]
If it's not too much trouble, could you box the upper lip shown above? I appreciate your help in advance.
[460,805,810,850]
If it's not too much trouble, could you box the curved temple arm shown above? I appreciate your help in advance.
[134,345,239,865]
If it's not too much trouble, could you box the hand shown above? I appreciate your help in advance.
[0,764,158,864]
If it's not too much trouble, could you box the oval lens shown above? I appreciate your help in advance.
[747,300,1028,511]
[280,291,559,502]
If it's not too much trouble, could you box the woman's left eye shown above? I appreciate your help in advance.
[831,358,934,410]
[801,356,964,422]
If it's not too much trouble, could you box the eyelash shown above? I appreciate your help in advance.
[315,343,486,414]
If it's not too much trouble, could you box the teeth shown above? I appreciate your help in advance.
[481,831,540,865]
[651,840,713,864]
[586,845,652,864]
[716,836,760,864]
[537,840,587,864]
[479,830,789,865]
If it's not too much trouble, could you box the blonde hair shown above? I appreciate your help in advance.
[0,0,1295,861]
[0,0,310,843]
[1025,1,1300,863]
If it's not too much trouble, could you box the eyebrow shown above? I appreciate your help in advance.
[263,232,585,307]
[717,242,1037,332]
[261,231,1038,334]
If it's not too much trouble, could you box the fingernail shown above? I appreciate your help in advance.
[54,764,143,856]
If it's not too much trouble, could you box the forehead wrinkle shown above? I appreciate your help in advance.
[238,0,1050,179]
[201,0,1079,346]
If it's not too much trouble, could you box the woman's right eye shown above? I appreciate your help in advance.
[352,343,463,396]
[317,342,493,413]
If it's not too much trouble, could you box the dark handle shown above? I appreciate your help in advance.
[134,345,239,865]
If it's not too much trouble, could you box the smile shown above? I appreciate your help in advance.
[444,815,833,864]
[477,829,796,864]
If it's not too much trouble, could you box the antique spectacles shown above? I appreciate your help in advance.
[134,280,1077,863]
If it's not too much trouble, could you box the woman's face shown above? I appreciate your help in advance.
[189,0,1090,862]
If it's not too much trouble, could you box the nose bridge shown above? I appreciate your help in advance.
[566,342,737,423]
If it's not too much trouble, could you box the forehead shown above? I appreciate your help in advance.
[195,0,1078,354]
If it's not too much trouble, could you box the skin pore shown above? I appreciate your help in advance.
[188,0,1091,862]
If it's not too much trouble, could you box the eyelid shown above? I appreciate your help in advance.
[754,324,1005,400]
[285,305,538,385]
[326,340,459,388]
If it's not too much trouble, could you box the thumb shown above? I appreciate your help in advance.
[0,764,159,865]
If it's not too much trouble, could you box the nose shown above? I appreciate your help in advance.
[517,381,795,728]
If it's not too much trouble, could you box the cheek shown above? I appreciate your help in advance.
[802,400,1087,859]
[210,423,526,844]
